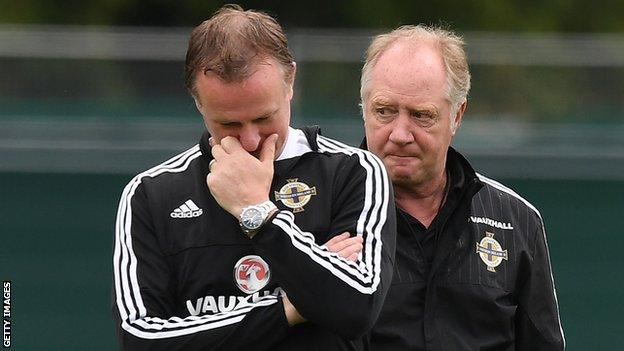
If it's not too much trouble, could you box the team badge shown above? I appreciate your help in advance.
[274,178,317,213]
[476,232,508,272]
[233,255,271,294]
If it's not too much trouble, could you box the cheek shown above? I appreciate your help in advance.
[365,121,390,151]
[256,119,280,140]
[265,110,290,134]
[417,130,450,162]
[415,124,445,146]
[203,119,219,136]
[204,123,230,141]
[203,121,242,146]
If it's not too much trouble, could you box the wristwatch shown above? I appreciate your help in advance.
[239,201,278,238]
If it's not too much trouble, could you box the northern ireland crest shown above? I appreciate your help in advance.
[476,232,508,272]
[274,178,317,213]
[233,255,271,294]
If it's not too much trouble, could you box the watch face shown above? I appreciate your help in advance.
[241,207,263,230]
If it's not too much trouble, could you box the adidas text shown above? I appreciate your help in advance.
[171,210,203,218]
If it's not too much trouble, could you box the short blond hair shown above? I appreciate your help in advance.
[361,25,471,115]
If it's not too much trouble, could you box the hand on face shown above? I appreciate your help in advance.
[206,134,278,218]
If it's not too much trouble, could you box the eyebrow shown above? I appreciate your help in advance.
[370,97,393,106]
[255,108,279,119]
[409,106,439,115]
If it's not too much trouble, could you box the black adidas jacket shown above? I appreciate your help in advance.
[112,127,396,351]
[366,147,564,350]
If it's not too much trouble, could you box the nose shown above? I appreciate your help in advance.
[238,124,261,152]
[388,113,415,145]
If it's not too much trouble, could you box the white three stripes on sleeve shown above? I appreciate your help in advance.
[113,145,279,339]
[270,135,390,294]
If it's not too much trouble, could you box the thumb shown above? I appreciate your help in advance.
[259,134,278,164]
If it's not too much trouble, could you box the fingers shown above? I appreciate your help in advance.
[205,173,213,192]
[338,240,363,262]
[324,233,363,262]
[283,295,306,326]
[347,252,359,262]
[326,233,362,252]
[259,134,278,164]
[324,232,350,249]
[220,136,243,154]
[211,144,226,161]
[211,134,277,162]
[209,145,225,175]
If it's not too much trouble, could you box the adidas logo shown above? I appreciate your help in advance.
[170,199,203,218]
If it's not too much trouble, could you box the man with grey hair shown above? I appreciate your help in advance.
[359,25,565,350]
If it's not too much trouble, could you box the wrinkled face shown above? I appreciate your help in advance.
[193,59,294,158]
[363,40,464,189]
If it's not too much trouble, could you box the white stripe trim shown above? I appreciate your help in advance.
[274,212,371,279]
[274,213,375,292]
[125,297,278,338]
[116,146,199,328]
[477,173,540,216]
[322,138,388,289]
[268,134,389,293]
[113,145,280,339]
[476,173,565,346]
[123,148,201,322]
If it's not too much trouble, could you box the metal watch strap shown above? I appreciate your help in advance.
[240,201,278,238]
[255,200,277,215]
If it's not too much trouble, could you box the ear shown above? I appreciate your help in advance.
[193,97,202,114]
[451,100,467,137]
[286,61,297,100]
[359,101,365,123]
[290,61,297,85]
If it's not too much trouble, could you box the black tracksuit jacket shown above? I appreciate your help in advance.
[112,127,396,351]
[366,147,565,350]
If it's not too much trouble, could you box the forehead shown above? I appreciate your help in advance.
[195,61,285,117]
[368,40,447,105]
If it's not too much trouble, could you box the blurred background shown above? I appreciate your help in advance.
[1,1,623,349]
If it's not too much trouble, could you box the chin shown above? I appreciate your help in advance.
[389,165,415,179]
[390,177,417,190]
[390,167,427,187]
[390,172,415,185]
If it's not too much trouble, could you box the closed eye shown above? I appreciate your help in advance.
[254,115,271,122]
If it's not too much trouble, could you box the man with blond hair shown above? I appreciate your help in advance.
[359,25,565,350]
[112,5,395,350]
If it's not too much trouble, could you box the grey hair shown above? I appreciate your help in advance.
[360,25,471,118]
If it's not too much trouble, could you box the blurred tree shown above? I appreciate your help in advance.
[1,0,623,32]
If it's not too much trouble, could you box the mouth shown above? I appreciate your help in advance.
[384,154,420,167]
[386,154,415,160]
